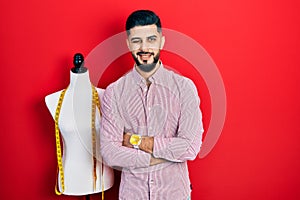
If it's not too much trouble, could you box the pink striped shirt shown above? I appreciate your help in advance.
[100,63,204,200]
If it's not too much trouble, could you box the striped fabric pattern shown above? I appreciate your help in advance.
[100,64,204,200]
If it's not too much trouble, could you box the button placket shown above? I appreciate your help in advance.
[146,83,153,136]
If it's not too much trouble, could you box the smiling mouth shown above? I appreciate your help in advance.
[137,52,154,63]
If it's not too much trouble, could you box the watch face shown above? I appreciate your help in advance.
[130,134,141,145]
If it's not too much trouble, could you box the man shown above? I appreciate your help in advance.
[100,10,204,200]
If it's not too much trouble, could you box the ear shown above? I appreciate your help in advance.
[160,35,165,50]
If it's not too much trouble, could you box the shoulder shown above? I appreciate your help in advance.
[163,68,197,94]
[104,70,134,97]
[45,89,66,117]
[166,71,200,107]
[101,70,135,106]
[45,89,65,107]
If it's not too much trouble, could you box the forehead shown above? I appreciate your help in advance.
[128,24,160,38]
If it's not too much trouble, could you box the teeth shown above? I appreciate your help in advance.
[140,54,150,60]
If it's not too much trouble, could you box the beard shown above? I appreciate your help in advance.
[132,51,160,73]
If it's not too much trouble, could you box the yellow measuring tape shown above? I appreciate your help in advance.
[54,86,105,200]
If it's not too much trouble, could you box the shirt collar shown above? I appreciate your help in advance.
[132,62,168,86]
[132,65,145,85]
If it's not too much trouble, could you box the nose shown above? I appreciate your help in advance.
[140,41,150,51]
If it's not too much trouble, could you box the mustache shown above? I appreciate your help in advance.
[136,51,155,56]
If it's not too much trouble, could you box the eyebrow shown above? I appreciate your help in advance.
[147,35,157,39]
[130,35,158,41]
[130,37,141,41]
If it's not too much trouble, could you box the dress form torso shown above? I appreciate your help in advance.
[45,70,114,195]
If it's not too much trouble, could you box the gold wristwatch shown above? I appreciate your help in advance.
[129,134,142,149]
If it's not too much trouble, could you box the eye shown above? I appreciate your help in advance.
[148,37,157,42]
[131,39,142,44]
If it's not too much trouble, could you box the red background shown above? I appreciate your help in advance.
[1,0,300,199]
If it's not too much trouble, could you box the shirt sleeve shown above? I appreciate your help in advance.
[152,79,204,162]
[100,84,151,169]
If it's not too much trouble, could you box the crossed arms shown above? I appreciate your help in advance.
[100,80,204,169]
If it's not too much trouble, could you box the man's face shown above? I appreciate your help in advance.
[127,24,165,72]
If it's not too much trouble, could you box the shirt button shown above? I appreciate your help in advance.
[148,107,151,111]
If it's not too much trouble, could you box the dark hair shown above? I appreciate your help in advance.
[125,10,162,35]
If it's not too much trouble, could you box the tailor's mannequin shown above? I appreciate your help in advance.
[45,53,114,195]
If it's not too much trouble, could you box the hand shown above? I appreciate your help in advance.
[122,132,154,154]
[139,136,154,154]
[150,155,166,166]
[123,133,164,166]
[122,132,133,148]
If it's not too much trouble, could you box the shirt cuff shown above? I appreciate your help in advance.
[152,136,184,162]
[152,136,170,158]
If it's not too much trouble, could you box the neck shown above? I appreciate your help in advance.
[136,61,161,80]
[69,70,91,90]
